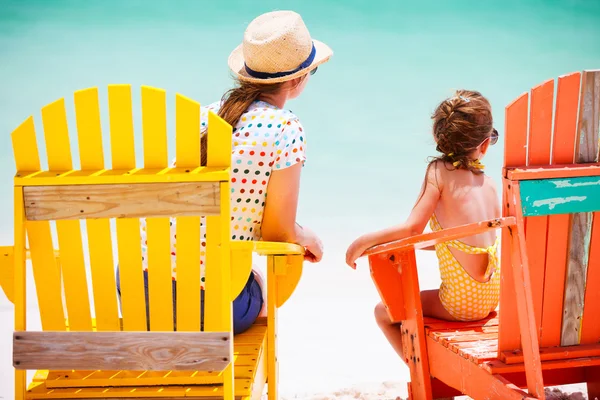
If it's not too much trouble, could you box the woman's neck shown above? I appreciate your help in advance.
[258,92,287,109]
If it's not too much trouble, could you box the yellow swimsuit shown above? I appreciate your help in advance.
[429,214,501,321]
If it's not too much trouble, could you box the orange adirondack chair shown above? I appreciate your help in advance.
[364,69,600,400]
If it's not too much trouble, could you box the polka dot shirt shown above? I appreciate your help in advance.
[140,100,307,286]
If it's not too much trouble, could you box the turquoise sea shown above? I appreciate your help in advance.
[1,1,600,398]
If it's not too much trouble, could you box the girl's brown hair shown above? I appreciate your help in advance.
[430,89,493,174]
[201,79,284,165]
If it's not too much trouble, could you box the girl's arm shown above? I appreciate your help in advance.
[261,163,323,262]
[345,163,442,268]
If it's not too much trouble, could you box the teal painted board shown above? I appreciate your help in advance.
[521,176,600,216]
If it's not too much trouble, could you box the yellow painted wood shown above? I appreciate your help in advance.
[86,219,120,331]
[230,241,304,256]
[116,218,147,331]
[0,246,14,303]
[26,221,65,331]
[56,220,92,331]
[176,94,201,168]
[146,217,174,331]
[108,84,136,170]
[175,216,201,332]
[14,167,229,186]
[275,255,303,308]
[231,248,253,299]
[25,379,253,398]
[14,189,26,332]
[220,181,234,400]
[41,98,72,171]
[207,111,232,168]
[267,256,278,400]
[203,215,222,332]
[141,86,168,169]
[12,116,41,173]
[74,87,104,169]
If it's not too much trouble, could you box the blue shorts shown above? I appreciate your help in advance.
[115,266,263,335]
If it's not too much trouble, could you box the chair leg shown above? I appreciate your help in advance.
[586,366,600,400]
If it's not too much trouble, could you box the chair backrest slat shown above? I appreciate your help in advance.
[146,217,174,331]
[524,78,555,341]
[141,86,168,169]
[563,70,600,345]
[174,94,202,332]
[74,88,121,331]
[117,217,148,331]
[108,84,136,170]
[41,97,93,332]
[540,72,580,347]
[499,91,529,352]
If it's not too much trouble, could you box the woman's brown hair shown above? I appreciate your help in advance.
[200,79,284,165]
[430,89,494,174]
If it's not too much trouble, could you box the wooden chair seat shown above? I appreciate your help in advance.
[25,320,268,400]
[426,312,499,364]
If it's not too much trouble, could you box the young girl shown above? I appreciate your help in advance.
[345,90,501,359]
[117,10,332,334]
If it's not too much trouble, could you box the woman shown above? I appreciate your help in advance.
[117,10,332,334]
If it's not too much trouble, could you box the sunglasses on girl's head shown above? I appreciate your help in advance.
[310,67,318,76]
[490,128,499,145]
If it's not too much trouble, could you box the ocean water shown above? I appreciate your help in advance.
[1,0,600,398]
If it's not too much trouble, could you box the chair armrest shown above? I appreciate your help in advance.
[363,217,515,258]
[230,241,304,256]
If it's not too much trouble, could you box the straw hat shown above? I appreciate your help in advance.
[228,10,333,84]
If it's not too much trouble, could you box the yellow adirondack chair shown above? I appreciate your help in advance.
[0,84,305,400]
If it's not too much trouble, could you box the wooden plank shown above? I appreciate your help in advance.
[207,111,232,168]
[13,188,27,400]
[116,218,147,331]
[541,72,581,347]
[501,342,600,364]
[11,116,41,173]
[267,256,279,400]
[504,92,530,168]
[175,216,201,332]
[427,337,535,400]
[75,87,120,331]
[26,221,65,331]
[506,164,600,180]
[368,252,405,323]
[15,167,229,186]
[24,181,220,221]
[519,176,600,216]
[26,380,252,399]
[141,86,168,169]
[525,79,554,341]
[108,84,136,170]
[364,217,515,256]
[501,92,529,355]
[485,356,600,375]
[86,219,120,331]
[13,331,232,371]
[41,98,72,171]
[562,70,600,346]
[580,217,600,344]
[56,220,92,331]
[74,87,104,170]
[397,249,433,399]
[176,93,201,168]
[509,187,545,398]
[146,217,173,331]
[41,93,93,331]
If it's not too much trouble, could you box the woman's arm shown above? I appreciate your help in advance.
[345,163,442,268]
[261,163,323,262]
